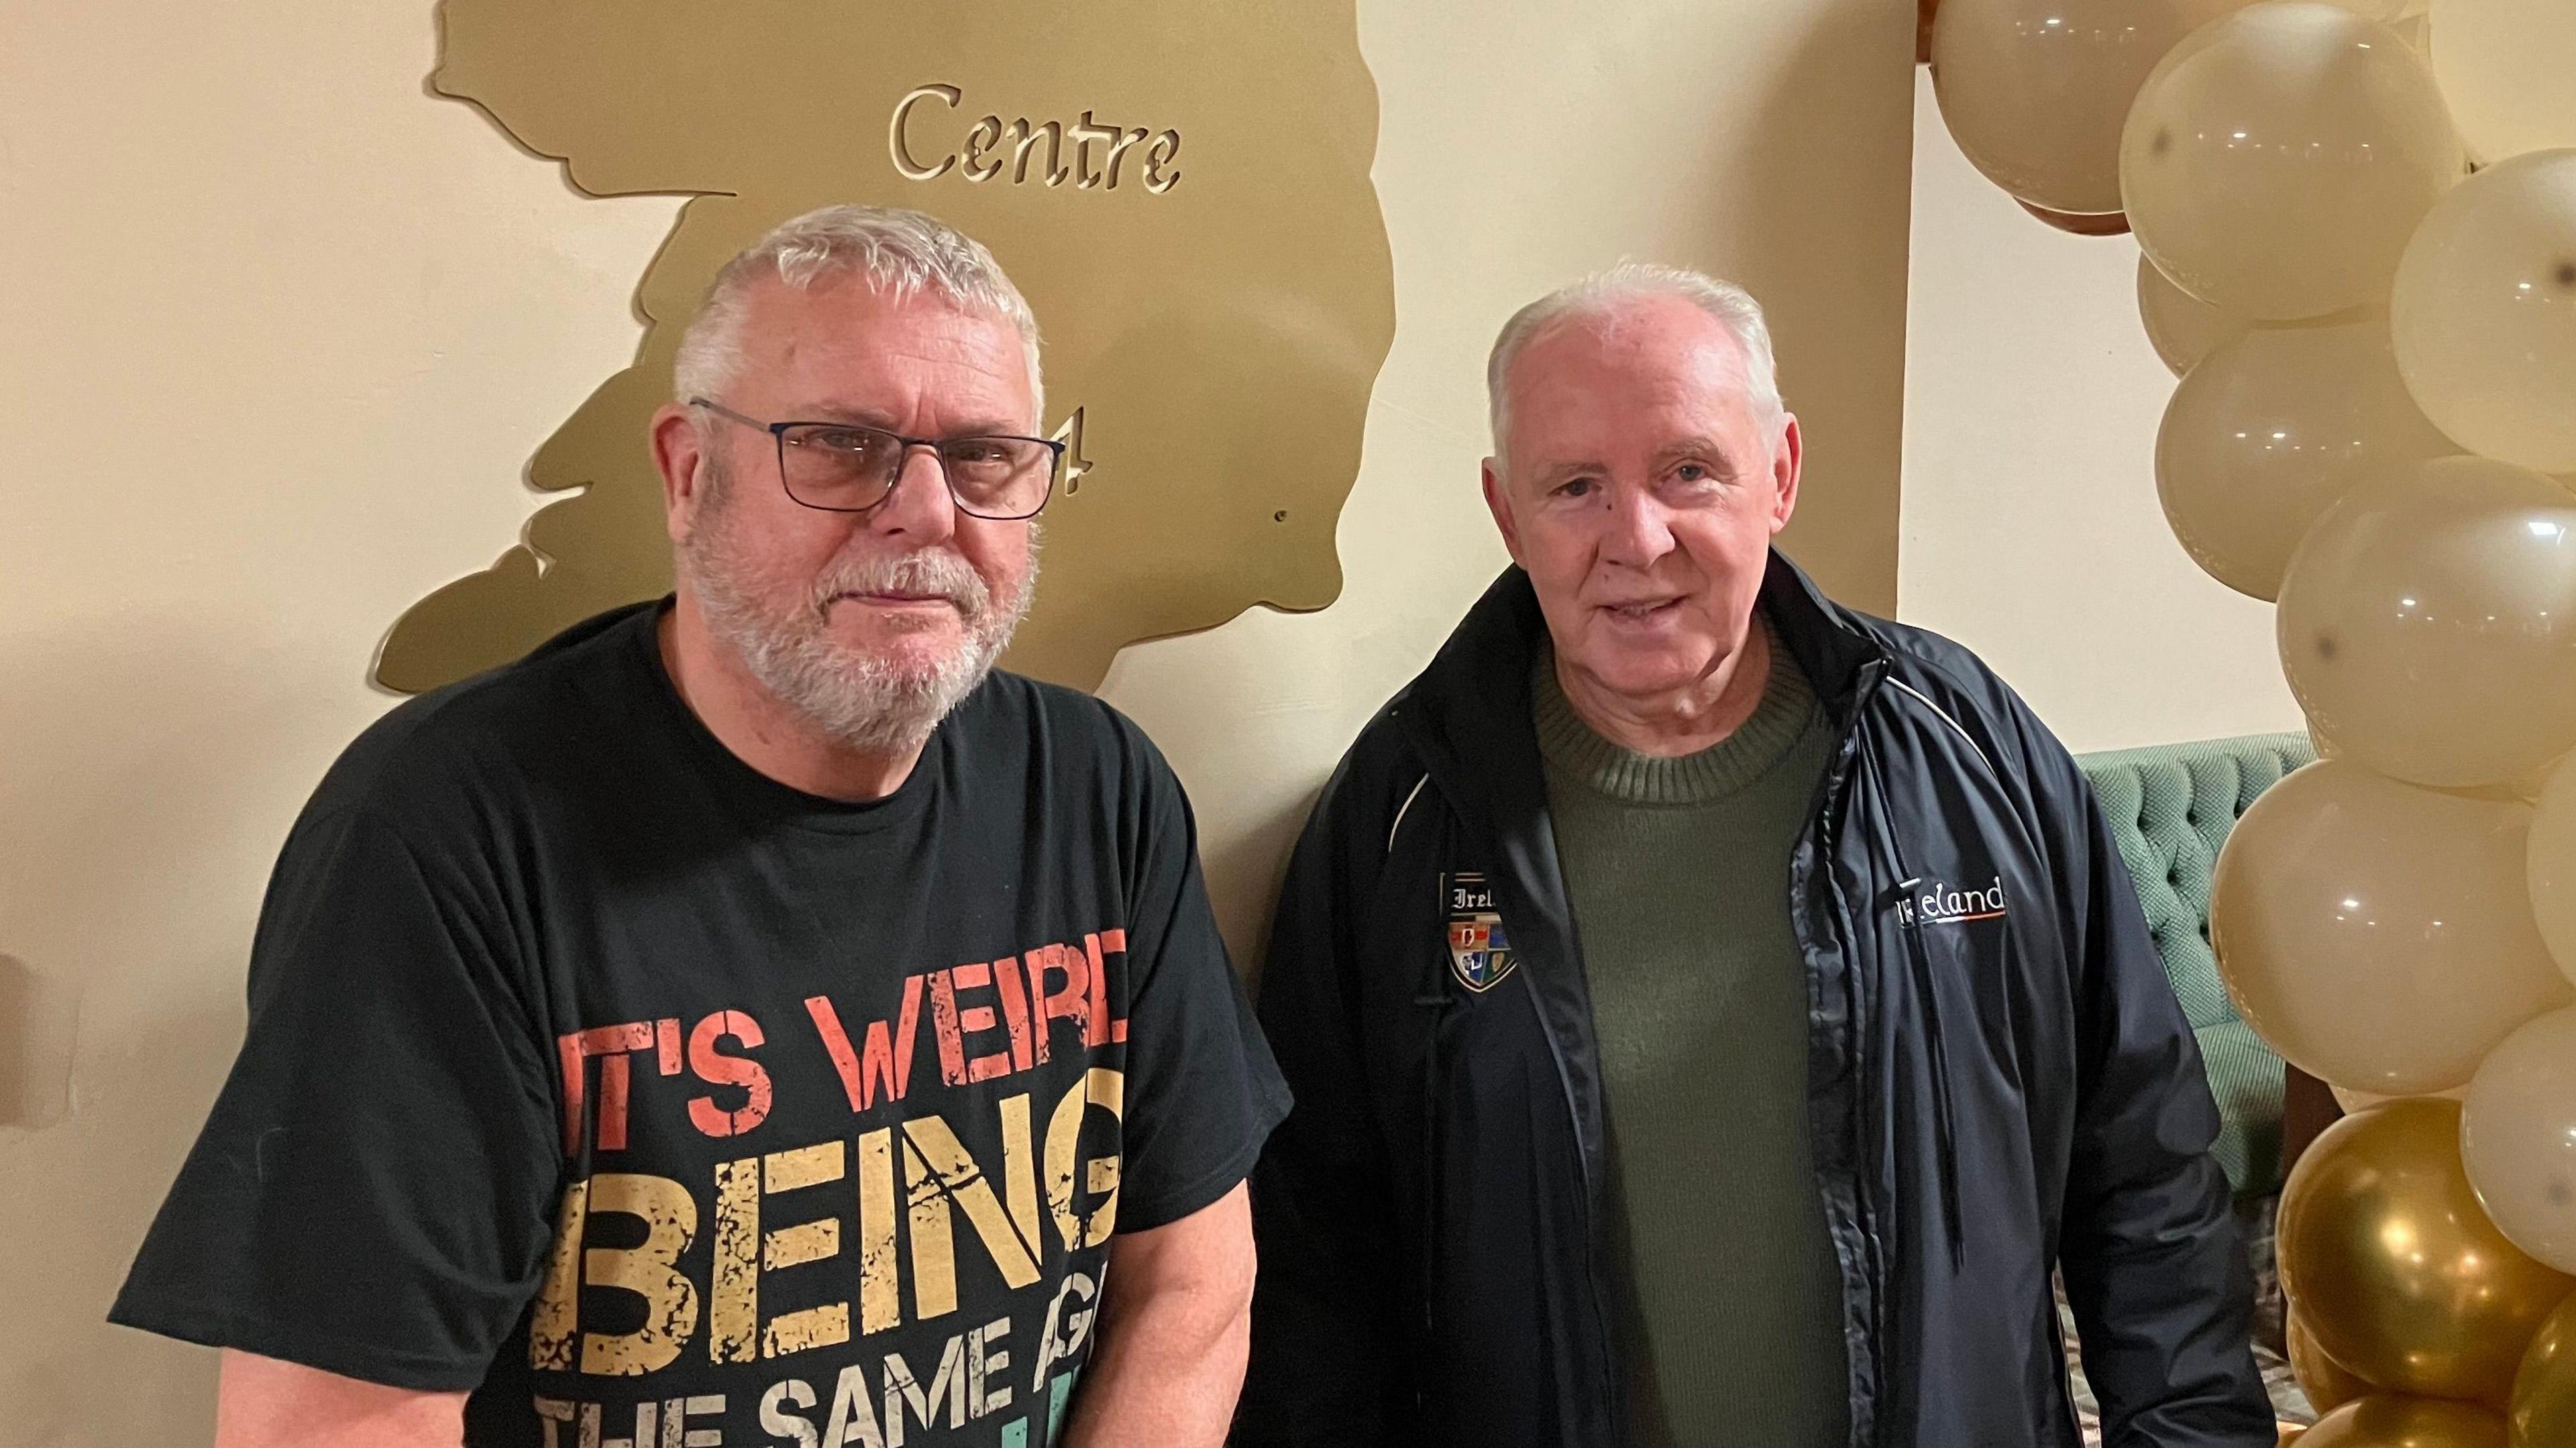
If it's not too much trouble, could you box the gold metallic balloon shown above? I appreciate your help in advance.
[2141,251,2253,376]
[2296,1304,2381,1413]
[2427,0,2576,162]
[1933,0,2251,216]
[2277,457,2576,789]
[2512,1294,2576,1448]
[2158,315,2457,600]
[2122,3,2464,320]
[2391,150,2576,476]
[2279,1101,2575,1402]
[2302,1396,2508,1448]
[2529,757,2576,982]
[2213,761,2572,1095]
[2462,1009,2576,1276]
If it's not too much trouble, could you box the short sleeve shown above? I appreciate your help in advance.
[109,802,561,1390]
[1105,732,1293,1234]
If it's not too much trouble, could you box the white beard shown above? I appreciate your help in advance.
[680,460,1036,754]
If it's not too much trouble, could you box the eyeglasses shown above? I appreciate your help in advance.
[690,398,1065,520]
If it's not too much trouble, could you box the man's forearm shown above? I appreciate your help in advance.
[1063,1268,1252,1447]
[216,1351,467,1448]
[1063,1186,1258,1447]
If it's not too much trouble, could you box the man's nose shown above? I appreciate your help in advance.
[1599,486,1675,567]
[867,445,960,544]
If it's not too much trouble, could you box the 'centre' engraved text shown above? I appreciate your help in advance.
[890,85,1181,194]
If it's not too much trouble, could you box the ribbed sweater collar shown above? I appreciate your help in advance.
[1532,614,1820,807]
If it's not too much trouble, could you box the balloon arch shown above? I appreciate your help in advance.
[1918,2,2576,1443]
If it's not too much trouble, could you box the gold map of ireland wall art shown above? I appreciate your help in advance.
[378,0,1397,694]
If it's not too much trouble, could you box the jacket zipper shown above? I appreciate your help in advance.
[1808,656,1894,1448]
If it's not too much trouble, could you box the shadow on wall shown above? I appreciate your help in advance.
[0,983,239,1448]
[1201,783,1323,990]
[1688,0,1913,616]
[0,624,333,1446]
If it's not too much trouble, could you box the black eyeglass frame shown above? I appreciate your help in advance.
[689,397,1066,520]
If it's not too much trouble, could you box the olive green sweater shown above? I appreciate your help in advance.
[1534,626,1849,1447]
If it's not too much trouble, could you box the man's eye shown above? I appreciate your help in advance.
[1674,462,1711,484]
[1558,478,1596,499]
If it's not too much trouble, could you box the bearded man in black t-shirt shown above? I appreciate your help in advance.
[111,204,1291,1448]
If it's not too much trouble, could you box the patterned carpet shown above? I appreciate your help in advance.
[2061,1194,2313,1444]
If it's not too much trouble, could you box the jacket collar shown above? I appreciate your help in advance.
[1756,549,1894,722]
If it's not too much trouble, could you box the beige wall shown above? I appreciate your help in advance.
[1898,70,2304,754]
[0,1,1915,1438]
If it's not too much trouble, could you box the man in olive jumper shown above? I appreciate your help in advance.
[1238,266,2271,1448]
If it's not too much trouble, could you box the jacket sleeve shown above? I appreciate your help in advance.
[1234,755,1416,1447]
[2018,712,2277,1448]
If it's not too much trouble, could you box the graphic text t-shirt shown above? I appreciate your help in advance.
[111,602,1291,1447]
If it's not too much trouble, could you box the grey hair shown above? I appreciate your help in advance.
[673,204,1044,423]
[1485,262,1784,469]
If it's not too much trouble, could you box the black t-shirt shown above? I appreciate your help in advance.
[111,602,1291,1447]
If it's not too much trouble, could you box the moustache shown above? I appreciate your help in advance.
[808,550,993,622]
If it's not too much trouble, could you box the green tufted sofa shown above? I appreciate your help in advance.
[2076,731,2316,1202]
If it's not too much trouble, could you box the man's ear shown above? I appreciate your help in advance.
[1768,413,1803,535]
[1481,459,1525,566]
[651,403,709,543]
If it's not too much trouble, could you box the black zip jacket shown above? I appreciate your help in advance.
[1237,555,2273,1448]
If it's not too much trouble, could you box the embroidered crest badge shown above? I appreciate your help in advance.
[1444,870,1517,993]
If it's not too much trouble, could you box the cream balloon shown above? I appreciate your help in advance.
[2212,760,2572,1094]
[2122,3,2465,320]
[2140,252,2254,376]
[2333,1083,2467,1113]
[2429,0,2576,161]
[2158,316,2457,600]
[2463,1008,2576,1274]
[2493,754,2565,807]
[2019,201,2133,236]
[2532,756,2576,981]
[2311,718,2343,759]
[1934,0,2251,217]
[2277,457,2576,789]
[2312,697,2559,806]
[2392,150,2576,475]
